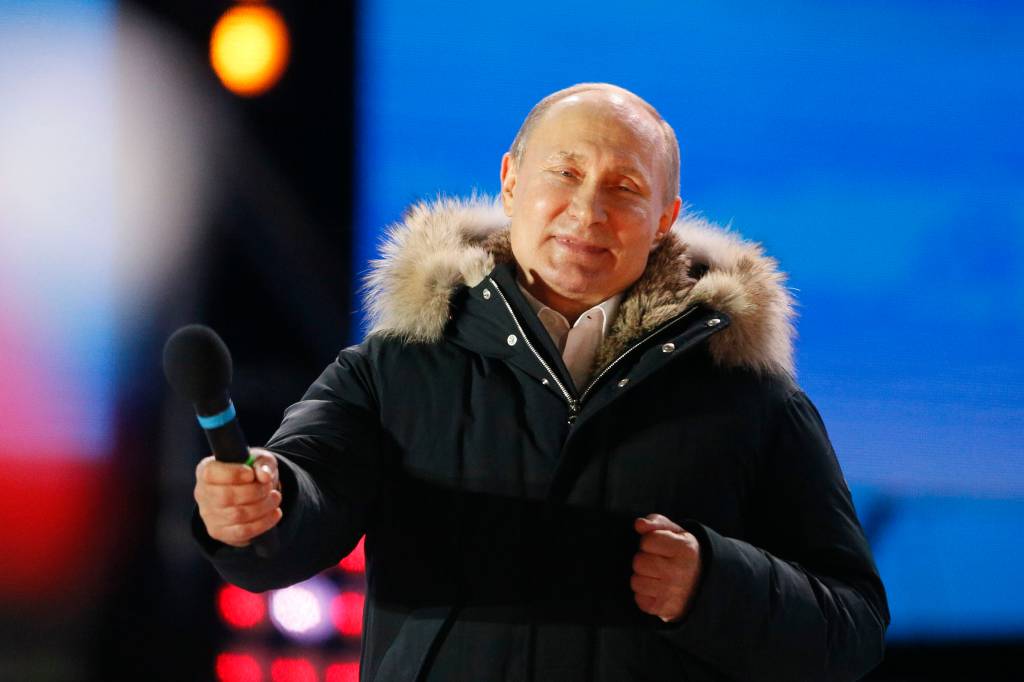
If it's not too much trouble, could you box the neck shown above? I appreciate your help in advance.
[516,266,599,325]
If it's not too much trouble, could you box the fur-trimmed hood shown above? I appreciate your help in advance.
[364,197,796,378]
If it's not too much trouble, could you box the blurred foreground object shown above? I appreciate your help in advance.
[0,0,214,604]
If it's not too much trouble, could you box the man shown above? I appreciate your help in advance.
[193,83,889,681]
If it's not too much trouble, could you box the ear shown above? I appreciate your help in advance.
[652,195,682,248]
[500,152,517,217]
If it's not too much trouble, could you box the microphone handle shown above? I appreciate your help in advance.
[205,418,249,463]
[199,400,280,558]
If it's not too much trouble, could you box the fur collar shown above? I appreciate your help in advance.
[364,196,795,378]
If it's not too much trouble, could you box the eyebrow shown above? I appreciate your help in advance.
[547,151,587,164]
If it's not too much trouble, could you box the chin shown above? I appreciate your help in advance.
[543,270,612,302]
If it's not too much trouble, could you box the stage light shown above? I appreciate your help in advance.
[338,536,365,573]
[270,657,317,682]
[268,576,336,644]
[209,4,290,97]
[218,583,267,629]
[216,652,263,682]
[325,662,360,682]
[330,591,365,637]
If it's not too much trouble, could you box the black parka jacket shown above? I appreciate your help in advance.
[195,198,889,681]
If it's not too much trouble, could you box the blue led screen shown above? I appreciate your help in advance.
[356,1,1024,640]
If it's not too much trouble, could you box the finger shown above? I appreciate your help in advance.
[197,479,274,508]
[207,489,282,527]
[638,529,689,558]
[635,514,684,534]
[632,551,675,579]
[634,592,659,615]
[199,459,257,485]
[630,573,662,598]
[216,507,284,547]
[196,455,214,479]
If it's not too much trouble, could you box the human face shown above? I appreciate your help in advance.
[501,94,681,320]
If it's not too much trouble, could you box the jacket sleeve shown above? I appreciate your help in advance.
[191,344,384,592]
[660,389,890,682]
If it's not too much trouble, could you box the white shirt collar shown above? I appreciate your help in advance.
[516,281,622,347]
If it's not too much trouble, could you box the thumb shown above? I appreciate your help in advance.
[634,513,683,534]
[248,450,278,486]
[255,463,274,484]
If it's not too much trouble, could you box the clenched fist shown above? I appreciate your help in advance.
[194,447,283,548]
[631,513,702,623]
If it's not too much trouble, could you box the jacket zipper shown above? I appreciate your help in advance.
[488,277,580,418]
[488,277,699,424]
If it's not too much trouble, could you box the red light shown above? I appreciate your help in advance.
[338,536,365,573]
[325,662,360,682]
[330,592,365,637]
[218,584,267,629]
[0,456,110,601]
[270,658,318,682]
[216,652,263,682]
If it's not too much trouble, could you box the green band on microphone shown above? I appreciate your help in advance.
[197,401,236,429]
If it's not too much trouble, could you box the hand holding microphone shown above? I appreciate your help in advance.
[194,447,283,548]
[163,324,282,556]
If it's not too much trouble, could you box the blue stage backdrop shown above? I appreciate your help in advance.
[354,1,1024,641]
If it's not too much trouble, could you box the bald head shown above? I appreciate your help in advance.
[509,83,680,205]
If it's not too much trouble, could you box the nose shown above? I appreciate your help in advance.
[566,181,607,228]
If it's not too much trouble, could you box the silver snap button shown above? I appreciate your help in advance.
[482,289,491,300]
[661,343,675,353]
[707,318,721,327]
[507,334,518,346]
[541,378,549,386]
[617,378,630,388]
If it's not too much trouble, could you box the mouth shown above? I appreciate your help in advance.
[552,235,608,255]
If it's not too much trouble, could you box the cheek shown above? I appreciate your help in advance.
[513,208,565,256]
[610,206,658,245]
[611,219,659,269]
[520,179,571,218]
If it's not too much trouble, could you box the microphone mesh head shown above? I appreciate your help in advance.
[162,324,233,403]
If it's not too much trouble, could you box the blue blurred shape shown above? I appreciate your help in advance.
[870,494,1024,641]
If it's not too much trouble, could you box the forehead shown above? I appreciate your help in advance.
[525,94,663,170]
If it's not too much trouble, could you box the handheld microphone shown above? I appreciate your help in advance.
[163,324,280,558]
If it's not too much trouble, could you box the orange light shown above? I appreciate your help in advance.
[210,5,290,97]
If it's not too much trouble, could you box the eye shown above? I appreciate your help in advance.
[613,181,642,195]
